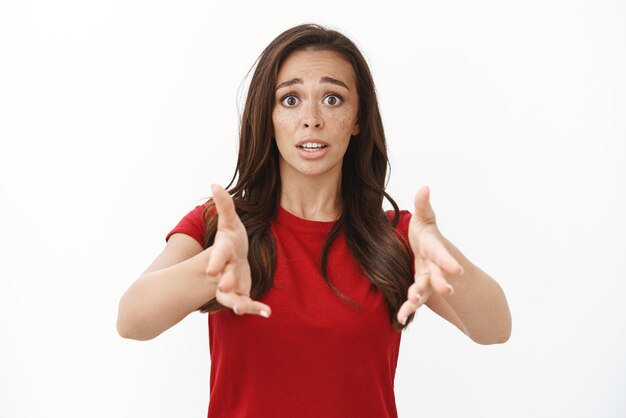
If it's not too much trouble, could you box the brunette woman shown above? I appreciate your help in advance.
[117,23,511,418]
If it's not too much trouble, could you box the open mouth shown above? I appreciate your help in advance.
[298,142,327,151]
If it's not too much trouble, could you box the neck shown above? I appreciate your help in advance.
[279,164,342,222]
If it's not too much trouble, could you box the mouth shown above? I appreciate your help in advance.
[297,142,328,152]
[295,139,330,160]
[296,139,329,150]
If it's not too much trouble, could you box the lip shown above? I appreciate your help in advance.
[295,138,329,147]
[295,138,330,160]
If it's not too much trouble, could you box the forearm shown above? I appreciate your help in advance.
[117,249,218,341]
[442,237,512,344]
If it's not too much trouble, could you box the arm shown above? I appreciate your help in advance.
[117,185,272,341]
[116,234,217,341]
[397,186,512,345]
[424,237,511,345]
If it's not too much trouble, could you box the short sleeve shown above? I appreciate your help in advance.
[166,204,208,247]
[396,210,412,242]
[386,209,415,273]
[385,209,412,242]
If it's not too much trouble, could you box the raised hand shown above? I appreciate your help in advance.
[397,186,464,325]
[206,184,272,318]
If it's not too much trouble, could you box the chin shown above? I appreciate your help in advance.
[298,161,343,177]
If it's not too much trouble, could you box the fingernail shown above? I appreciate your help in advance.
[459,266,465,276]
[401,316,407,326]
[259,310,269,318]
[447,284,455,295]
[233,304,239,315]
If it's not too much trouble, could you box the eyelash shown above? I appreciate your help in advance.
[280,93,344,107]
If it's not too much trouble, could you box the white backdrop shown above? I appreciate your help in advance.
[1,1,624,417]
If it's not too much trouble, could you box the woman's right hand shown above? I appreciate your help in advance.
[206,184,272,318]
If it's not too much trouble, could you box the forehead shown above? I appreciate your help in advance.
[276,48,356,86]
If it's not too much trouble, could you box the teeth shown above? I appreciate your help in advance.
[299,142,325,149]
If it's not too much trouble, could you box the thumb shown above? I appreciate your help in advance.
[212,184,238,229]
[413,186,436,225]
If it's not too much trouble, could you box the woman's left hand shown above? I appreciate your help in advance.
[397,186,465,325]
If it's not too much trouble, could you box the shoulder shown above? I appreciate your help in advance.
[165,202,215,247]
[384,209,412,233]
[384,209,412,248]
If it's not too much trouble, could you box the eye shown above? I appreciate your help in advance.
[323,94,343,106]
[281,95,300,107]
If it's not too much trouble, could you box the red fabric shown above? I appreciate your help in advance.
[165,204,207,246]
[167,204,412,418]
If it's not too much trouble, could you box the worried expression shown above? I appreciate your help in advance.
[272,48,360,179]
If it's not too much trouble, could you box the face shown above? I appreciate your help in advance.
[272,48,360,180]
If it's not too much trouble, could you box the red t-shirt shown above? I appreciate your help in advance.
[166,204,412,418]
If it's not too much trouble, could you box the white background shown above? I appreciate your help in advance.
[1,1,624,417]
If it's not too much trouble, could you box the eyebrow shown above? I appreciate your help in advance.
[275,76,350,91]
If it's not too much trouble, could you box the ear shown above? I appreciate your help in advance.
[351,121,360,136]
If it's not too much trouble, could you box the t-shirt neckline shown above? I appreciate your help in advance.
[275,206,337,233]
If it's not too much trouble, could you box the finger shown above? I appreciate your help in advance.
[407,283,432,309]
[215,261,238,293]
[428,262,455,296]
[412,273,432,305]
[396,300,421,325]
[211,184,240,229]
[233,299,272,318]
[397,300,418,326]
[411,269,431,303]
[219,262,252,295]
[413,186,436,225]
[408,283,423,305]
[217,291,272,318]
[201,248,220,285]
[422,235,464,276]
[233,263,252,295]
[206,242,230,276]
[398,271,435,325]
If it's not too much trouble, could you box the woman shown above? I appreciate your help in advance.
[117,23,511,418]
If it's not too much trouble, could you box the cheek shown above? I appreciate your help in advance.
[329,110,357,134]
[272,109,294,135]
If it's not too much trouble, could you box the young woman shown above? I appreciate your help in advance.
[117,23,511,418]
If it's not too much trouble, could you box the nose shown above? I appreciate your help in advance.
[302,103,323,129]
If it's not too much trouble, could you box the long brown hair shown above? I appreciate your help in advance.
[198,23,415,331]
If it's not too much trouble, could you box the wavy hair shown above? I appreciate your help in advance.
[197,23,415,331]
